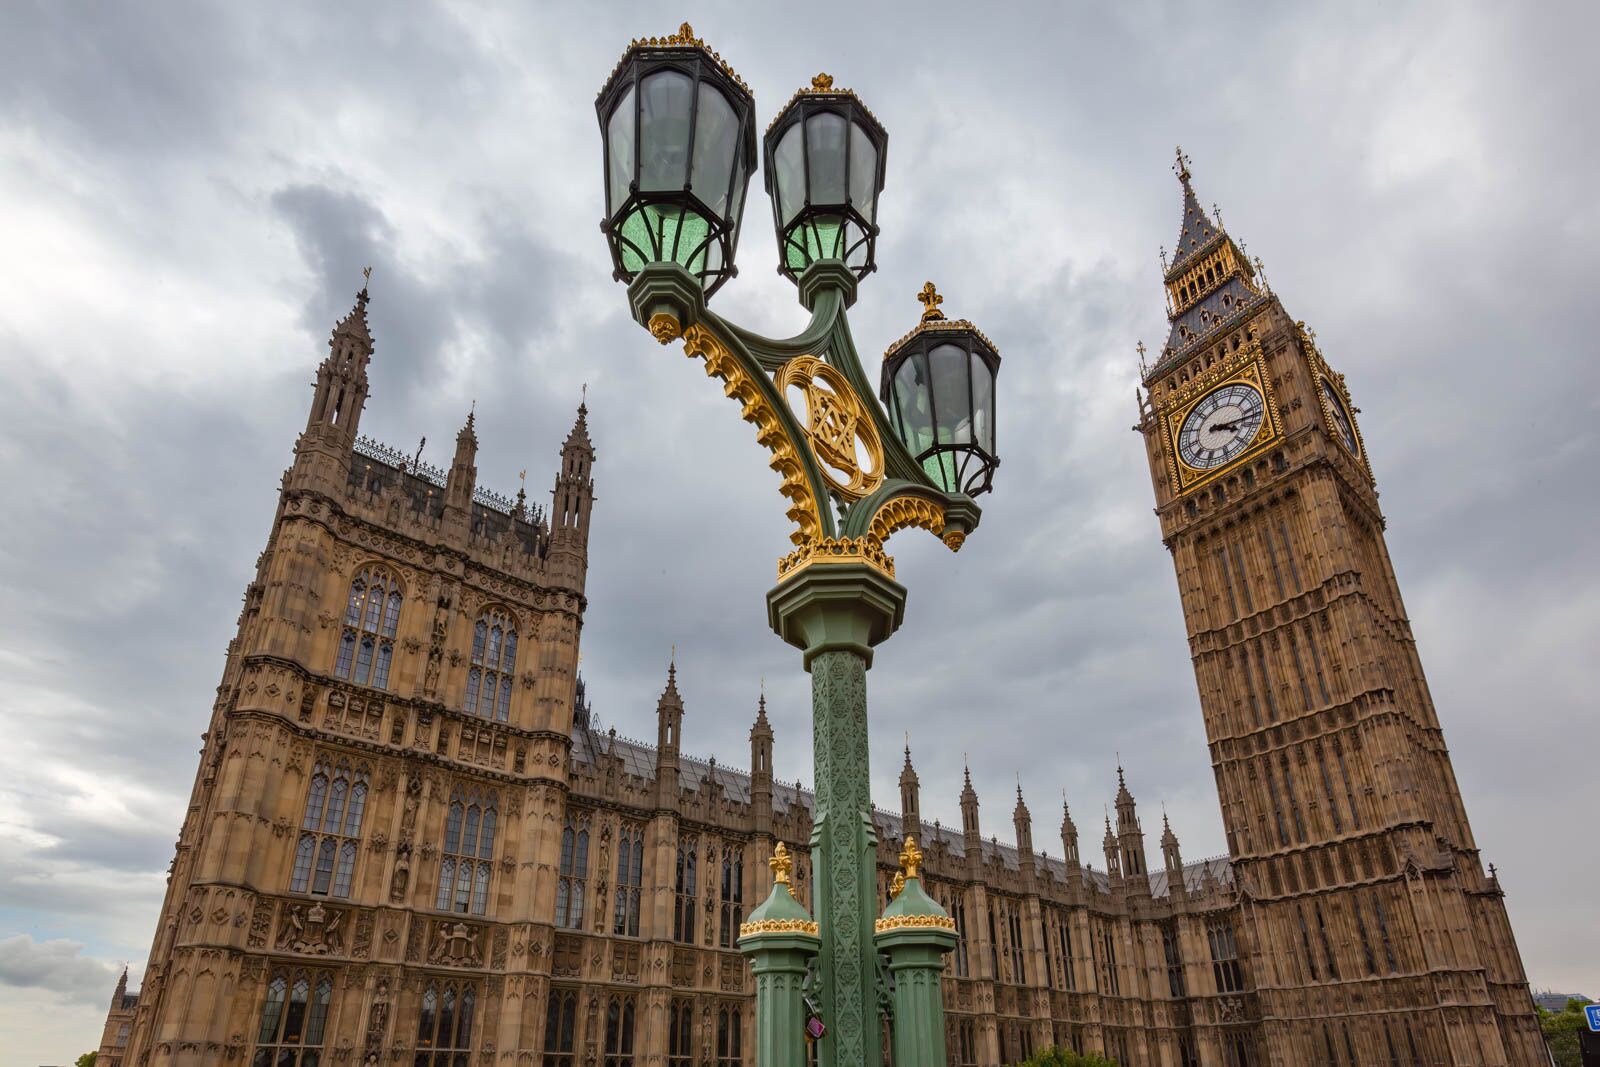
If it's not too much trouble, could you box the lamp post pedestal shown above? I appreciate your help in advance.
[768,563,905,1067]
[739,845,821,1067]
[876,854,959,1067]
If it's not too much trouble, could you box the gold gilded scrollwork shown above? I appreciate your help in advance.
[873,914,957,933]
[777,536,895,581]
[774,355,885,501]
[739,918,820,937]
[681,325,823,546]
[866,497,947,548]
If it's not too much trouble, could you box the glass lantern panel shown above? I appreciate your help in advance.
[929,342,973,446]
[774,124,805,223]
[617,203,713,277]
[785,214,848,271]
[970,351,995,454]
[805,112,848,204]
[639,70,695,191]
[690,85,738,216]
[728,156,746,227]
[606,85,636,216]
[892,354,935,459]
[849,122,878,222]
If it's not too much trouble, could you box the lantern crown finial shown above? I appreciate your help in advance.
[898,835,924,879]
[811,72,834,91]
[917,282,946,323]
[769,841,794,885]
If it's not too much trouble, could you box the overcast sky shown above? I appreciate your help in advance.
[2,2,1597,1060]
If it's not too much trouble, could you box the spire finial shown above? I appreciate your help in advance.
[1212,202,1225,228]
[1174,145,1192,185]
[917,281,946,323]
[466,398,475,430]
[581,381,588,413]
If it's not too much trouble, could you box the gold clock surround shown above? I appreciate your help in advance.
[1161,348,1282,495]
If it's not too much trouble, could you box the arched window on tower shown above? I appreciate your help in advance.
[289,760,369,898]
[717,846,744,948]
[334,568,402,689]
[673,841,697,943]
[250,970,332,1066]
[414,980,477,1066]
[613,822,644,937]
[435,787,498,916]
[555,815,590,929]
[464,606,518,721]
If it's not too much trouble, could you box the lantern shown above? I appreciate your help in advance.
[880,283,1000,496]
[596,24,758,298]
[763,74,888,283]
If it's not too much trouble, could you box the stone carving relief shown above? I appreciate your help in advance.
[428,920,483,967]
[277,902,345,956]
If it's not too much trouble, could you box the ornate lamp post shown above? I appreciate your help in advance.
[597,25,1001,1067]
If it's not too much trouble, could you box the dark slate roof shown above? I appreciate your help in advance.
[569,720,1234,900]
[1168,179,1220,275]
[1151,274,1271,379]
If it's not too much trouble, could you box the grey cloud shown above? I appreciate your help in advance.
[0,934,124,1007]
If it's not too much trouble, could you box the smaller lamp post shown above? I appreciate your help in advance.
[880,283,1002,496]
[875,836,958,1067]
[764,74,889,282]
[738,843,820,1067]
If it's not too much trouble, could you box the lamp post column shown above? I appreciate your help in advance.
[769,562,906,1067]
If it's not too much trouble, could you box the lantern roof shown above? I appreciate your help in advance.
[883,282,999,361]
[596,22,750,104]
[767,73,886,137]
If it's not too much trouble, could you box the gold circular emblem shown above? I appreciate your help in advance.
[774,355,885,500]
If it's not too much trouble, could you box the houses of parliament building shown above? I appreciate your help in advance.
[101,162,1543,1067]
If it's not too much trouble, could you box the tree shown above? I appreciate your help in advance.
[1012,1047,1120,1067]
[1538,996,1593,1067]
[75,1054,98,1067]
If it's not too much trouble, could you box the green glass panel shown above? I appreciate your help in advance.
[606,85,635,215]
[774,124,805,223]
[929,343,972,445]
[805,112,848,203]
[639,71,694,191]
[849,122,877,222]
[616,203,714,280]
[893,354,935,456]
[690,85,738,216]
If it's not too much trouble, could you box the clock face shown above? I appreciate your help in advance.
[1322,379,1359,454]
[1177,383,1265,470]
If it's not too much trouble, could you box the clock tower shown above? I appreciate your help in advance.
[1136,150,1543,1065]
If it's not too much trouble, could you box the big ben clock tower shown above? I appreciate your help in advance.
[1137,150,1543,1066]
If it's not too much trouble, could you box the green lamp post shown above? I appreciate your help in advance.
[876,836,959,1067]
[738,842,821,1067]
[596,25,1002,1067]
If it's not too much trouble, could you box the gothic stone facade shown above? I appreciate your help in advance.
[113,162,1540,1067]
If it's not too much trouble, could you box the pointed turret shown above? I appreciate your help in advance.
[1147,147,1267,383]
[899,740,922,842]
[296,284,374,477]
[1161,810,1186,900]
[1102,812,1121,881]
[1115,765,1149,883]
[959,762,981,853]
[1013,780,1034,859]
[1060,794,1080,870]
[653,655,684,808]
[552,398,596,543]
[750,687,774,831]
[445,407,479,511]
[111,966,129,1011]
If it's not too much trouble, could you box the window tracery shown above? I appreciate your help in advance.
[290,759,369,898]
[250,970,332,1067]
[555,815,589,929]
[464,606,518,721]
[435,787,497,915]
[414,981,476,1066]
[612,822,644,937]
[335,567,402,689]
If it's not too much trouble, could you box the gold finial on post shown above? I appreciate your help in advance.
[1173,145,1192,184]
[770,841,794,885]
[916,282,946,323]
[898,835,923,880]
[811,72,835,91]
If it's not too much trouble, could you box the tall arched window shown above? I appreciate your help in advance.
[464,607,518,721]
[555,816,589,929]
[290,760,369,898]
[672,842,696,943]
[435,787,497,916]
[715,1004,742,1067]
[334,567,402,689]
[717,846,743,948]
[603,995,637,1067]
[415,981,476,1066]
[543,989,578,1067]
[250,970,332,1066]
[612,823,644,937]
